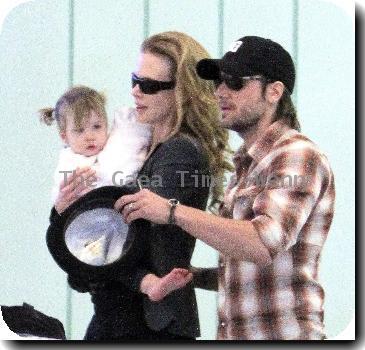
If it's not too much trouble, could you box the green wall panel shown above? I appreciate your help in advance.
[149,0,220,56]
[70,0,145,339]
[73,0,145,117]
[297,0,355,338]
[0,0,70,335]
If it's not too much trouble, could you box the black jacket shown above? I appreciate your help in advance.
[59,134,210,339]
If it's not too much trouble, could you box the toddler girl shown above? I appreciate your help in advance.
[40,85,191,301]
[39,85,151,202]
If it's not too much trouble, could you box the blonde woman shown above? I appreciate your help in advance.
[56,31,232,340]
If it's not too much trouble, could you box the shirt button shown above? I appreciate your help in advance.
[219,262,225,268]
[220,322,226,328]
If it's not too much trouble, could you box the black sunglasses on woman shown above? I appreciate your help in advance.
[131,73,175,95]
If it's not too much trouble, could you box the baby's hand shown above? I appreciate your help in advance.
[147,268,193,302]
[55,167,96,214]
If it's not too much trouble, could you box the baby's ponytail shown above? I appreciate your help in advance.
[99,91,107,106]
[39,107,55,126]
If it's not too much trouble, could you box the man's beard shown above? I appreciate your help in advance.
[223,112,261,134]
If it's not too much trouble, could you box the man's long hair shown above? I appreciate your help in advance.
[274,89,301,131]
[262,80,300,131]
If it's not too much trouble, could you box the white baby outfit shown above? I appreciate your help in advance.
[52,107,151,202]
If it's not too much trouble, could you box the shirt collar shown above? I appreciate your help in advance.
[232,120,294,174]
[248,120,293,163]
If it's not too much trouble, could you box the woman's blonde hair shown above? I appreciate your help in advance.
[142,31,233,211]
[39,85,107,132]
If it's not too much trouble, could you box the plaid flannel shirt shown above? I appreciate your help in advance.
[217,120,335,340]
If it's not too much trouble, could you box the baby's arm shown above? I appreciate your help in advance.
[140,268,193,302]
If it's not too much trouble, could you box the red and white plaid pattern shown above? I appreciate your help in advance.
[217,120,335,340]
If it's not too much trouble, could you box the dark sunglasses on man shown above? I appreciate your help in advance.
[214,71,270,91]
[131,72,176,95]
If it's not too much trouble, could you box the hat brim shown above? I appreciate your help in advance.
[46,185,149,282]
[197,58,248,80]
[196,58,221,80]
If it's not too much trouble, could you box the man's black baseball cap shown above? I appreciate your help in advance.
[196,36,296,94]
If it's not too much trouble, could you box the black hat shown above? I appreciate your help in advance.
[197,36,295,94]
[46,185,149,284]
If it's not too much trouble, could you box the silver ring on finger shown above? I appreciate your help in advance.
[128,203,135,211]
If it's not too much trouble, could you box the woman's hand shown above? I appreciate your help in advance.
[55,167,96,214]
[114,188,170,224]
